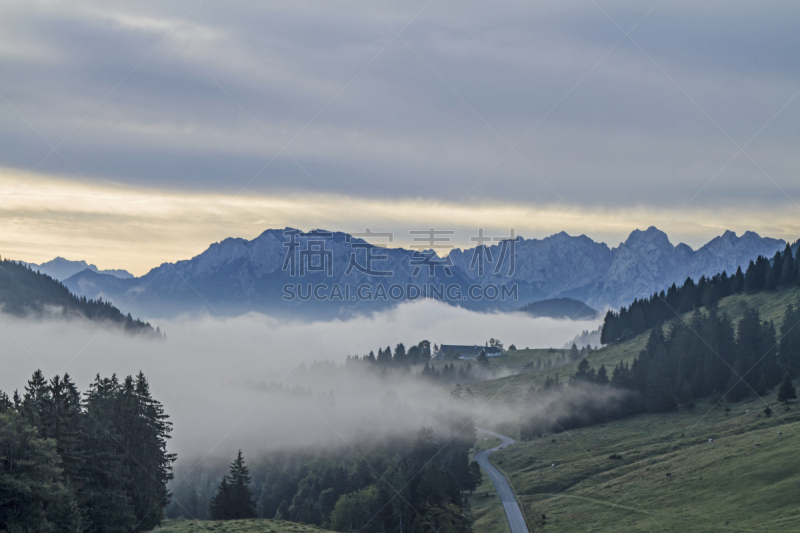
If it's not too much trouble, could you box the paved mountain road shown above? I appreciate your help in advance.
[475,429,529,533]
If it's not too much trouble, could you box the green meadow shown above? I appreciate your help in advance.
[484,393,799,531]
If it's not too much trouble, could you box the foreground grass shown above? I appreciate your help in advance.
[153,519,336,533]
[490,393,800,531]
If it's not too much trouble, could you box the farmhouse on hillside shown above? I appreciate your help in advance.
[440,344,502,359]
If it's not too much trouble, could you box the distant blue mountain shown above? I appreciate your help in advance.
[61,227,785,319]
[518,298,599,320]
[25,257,133,281]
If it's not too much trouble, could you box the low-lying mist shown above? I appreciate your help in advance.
[0,300,601,464]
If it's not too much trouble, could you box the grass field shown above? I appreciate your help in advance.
[153,519,335,533]
[486,392,800,531]
[414,349,570,379]
[467,285,800,404]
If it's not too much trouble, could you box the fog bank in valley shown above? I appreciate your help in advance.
[0,300,601,463]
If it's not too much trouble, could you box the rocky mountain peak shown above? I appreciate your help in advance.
[61,226,787,318]
[621,226,672,251]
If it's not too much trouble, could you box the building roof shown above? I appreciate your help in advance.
[440,344,502,355]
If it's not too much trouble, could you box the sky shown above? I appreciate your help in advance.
[1,0,799,275]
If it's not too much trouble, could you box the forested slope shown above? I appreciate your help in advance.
[0,258,160,336]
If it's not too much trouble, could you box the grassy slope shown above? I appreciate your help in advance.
[468,286,800,404]
[416,349,569,372]
[487,349,571,371]
[153,519,336,533]
[492,394,800,531]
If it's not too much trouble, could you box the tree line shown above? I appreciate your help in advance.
[601,243,800,344]
[419,362,476,384]
[0,371,175,532]
[346,341,432,366]
[345,340,501,384]
[620,304,799,411]
[521,345,594,374]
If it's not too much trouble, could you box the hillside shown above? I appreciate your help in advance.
[0,259,160,336]
[518,297,598,320]
[481,392,800,531]
[468,284,800,404]
[153,519,335,533]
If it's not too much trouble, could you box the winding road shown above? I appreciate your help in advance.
[475,429,529,533]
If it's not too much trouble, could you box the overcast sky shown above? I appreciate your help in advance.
[1,0,799,274]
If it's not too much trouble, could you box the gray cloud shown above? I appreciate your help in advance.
[0,0,799,210]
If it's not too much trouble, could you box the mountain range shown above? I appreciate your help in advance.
[60,227,785,319]
[24,257,133,281]
[449,227,786,310]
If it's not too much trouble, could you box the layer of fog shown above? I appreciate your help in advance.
[0,300,601,464]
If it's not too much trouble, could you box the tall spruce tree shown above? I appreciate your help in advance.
[779,245,794,285]
[777,304,800,377]
[596,364,609,385]
[209,450,257,520]
[209,477,232,520]
[0,411,82,532]
[778,374,797,403]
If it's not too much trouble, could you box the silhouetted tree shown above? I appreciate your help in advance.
[778,374,797,403]
[209,450,257,520]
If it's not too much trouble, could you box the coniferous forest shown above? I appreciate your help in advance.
[0,371,175,532]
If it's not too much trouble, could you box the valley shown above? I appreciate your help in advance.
[3,4,797,531]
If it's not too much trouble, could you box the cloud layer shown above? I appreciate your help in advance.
[0,300,599,459]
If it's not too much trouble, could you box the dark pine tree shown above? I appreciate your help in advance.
[209,478,232,520]
[572,359,591,382]
[779,244,794,285]
[765,265,777,291]
[777,304,800,378]
[209,450,257,520]
[394,343,407,365]
[596,365,609,385]
[731,266,745,293]
[777,374,797,404]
